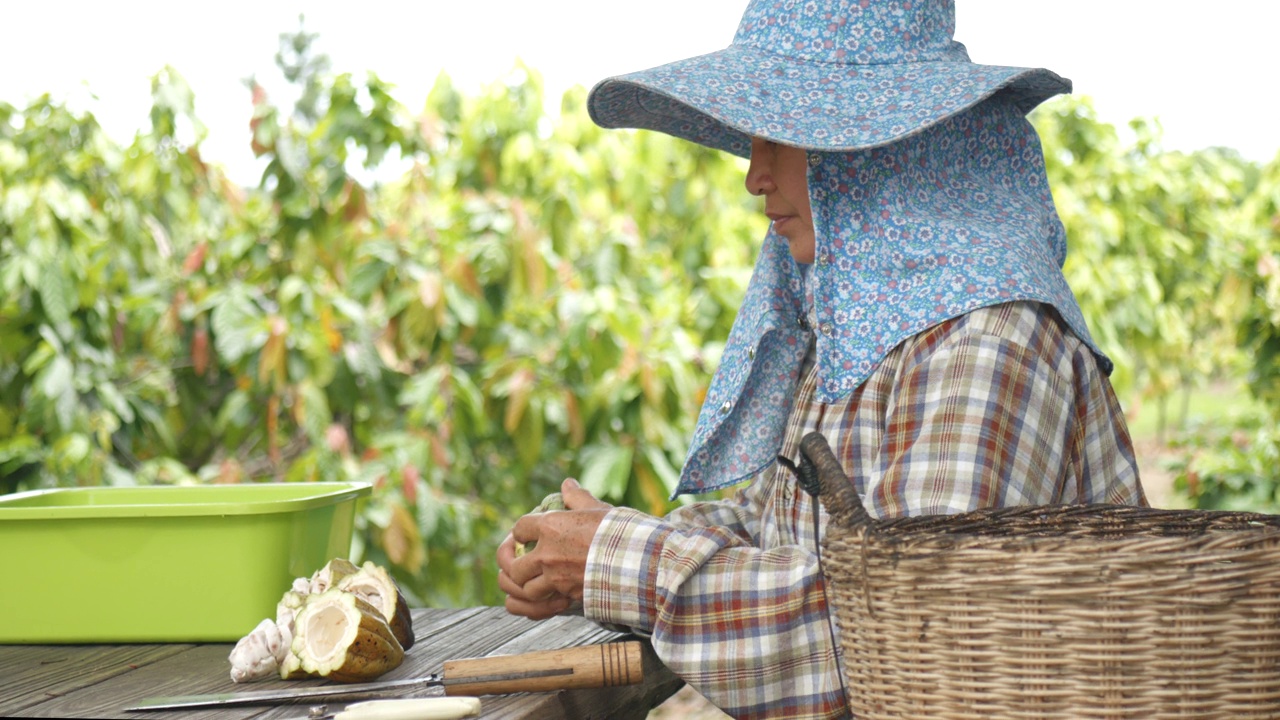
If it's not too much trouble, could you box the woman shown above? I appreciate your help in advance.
[497,1,1147,717]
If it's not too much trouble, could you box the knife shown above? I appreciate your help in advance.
[126,641,643,712]
[291,697,482,720]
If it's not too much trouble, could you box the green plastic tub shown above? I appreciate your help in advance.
[0,482,370,643]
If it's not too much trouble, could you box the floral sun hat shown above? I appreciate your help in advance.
[587,0,1108,496]
[588,0,1072,157]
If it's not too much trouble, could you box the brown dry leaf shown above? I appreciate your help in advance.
[191,327,210,377]
[341,180,368,223]
[181,242,207,276]
[166,288,187,334]
[401,464,421,506]
[382,504,424,574]
[426,429,450,470]
[216,458,243,484]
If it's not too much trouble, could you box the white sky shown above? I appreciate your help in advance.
[2,1,1277,186]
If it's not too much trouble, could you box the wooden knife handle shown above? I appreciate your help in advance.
[442,641,643,696]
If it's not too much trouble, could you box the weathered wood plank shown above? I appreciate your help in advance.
[15,608,488,719]
[0,607,680,719]
[18,643,262,718]
[0,644,192,717]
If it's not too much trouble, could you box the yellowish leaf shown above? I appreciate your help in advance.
[617,344,639,382]
[258,316,288,387]
[418,271,442,309]
[564,389,584,447]
[375,316,411,373]
[504,368,535,434]
[382,504,424,574]
[639,362,661,406]
[320,305,343,352]
[634,463,668,517]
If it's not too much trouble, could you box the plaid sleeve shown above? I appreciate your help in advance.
[851,302,1145,517]
[660,471,767,538]
[584,505,848,720]
[581,302,1141,720]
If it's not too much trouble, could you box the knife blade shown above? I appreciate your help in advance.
[126,641,643,712]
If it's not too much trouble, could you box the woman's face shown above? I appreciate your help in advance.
[746,137,815,264]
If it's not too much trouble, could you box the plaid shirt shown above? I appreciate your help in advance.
[583,302,1146,719]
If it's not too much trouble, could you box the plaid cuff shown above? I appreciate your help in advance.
[582,507,665,633]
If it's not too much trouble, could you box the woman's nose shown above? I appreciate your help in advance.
[745,137,774,196]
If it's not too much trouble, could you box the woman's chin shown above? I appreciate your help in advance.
[786,237,816,264]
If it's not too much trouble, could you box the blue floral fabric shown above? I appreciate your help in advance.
[580,0,1105,497]
[588,0,1070,158]
[674,96,1108,496]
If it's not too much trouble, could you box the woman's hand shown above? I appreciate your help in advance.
[497,477,612,620]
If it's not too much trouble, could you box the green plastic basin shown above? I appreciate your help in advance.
[0,482,371,643]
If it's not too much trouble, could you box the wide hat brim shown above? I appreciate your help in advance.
[588,43,1070,158]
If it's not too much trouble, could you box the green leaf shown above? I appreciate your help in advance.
[642,444,680,496]
[298,380,331,443]
[279,275,308,306]
[41,355,76,427]
[443,282,479,327]
[38,261,75,333]
[578,444,633,501]
[21,341,56,376]
[215,390,252,434]
[96,382,135,424]
[210,289,265,364]
[349,258,389,300]
[0,435,42,472]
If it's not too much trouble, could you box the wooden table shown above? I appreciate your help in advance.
[1,607,684,719]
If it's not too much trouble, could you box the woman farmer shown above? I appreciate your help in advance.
[497,0,1147,717]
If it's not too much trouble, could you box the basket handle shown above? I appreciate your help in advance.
[798,431,872,530]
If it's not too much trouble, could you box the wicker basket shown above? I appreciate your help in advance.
[798,432,1280,719]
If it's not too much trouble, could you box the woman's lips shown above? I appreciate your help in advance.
[769,214,795,233]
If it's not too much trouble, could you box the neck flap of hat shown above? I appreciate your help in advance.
[673,95,1106,496]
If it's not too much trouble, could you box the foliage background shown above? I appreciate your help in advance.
[3,30,1279,607]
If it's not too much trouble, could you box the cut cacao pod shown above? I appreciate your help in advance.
[337,561,416,651]
[309,557,360,594]
[289,589,405,682]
